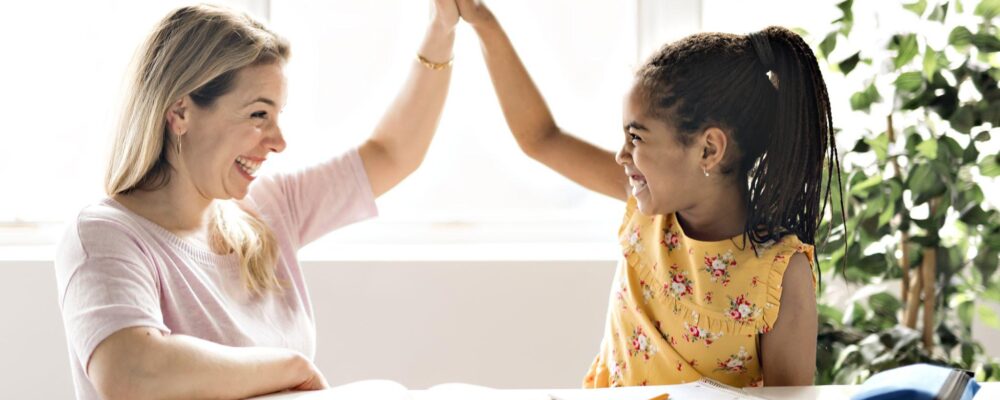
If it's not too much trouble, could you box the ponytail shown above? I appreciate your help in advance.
[744,26,842,248]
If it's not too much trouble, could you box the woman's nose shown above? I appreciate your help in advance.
[266,125,286,153]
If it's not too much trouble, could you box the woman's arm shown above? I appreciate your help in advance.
[89,327,327,400]
[456,0,628,201]
[759,253,818,386]
[359,0,458,198]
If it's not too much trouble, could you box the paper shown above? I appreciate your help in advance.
[546,385,670,400]
[650,381,766,400]
[253,380,410,400]
[546,381,764,400]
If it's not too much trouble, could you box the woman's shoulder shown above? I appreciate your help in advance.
[55,199,160,294]
[76,198,147,233]
[60,199,152,260]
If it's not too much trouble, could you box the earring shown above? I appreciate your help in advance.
[702,168,709,177]
[175,136,183,156]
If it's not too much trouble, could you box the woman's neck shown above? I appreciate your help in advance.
[676,182,748,242]
[113,177,214,237]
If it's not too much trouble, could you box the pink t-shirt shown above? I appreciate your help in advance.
[55,149,377,400]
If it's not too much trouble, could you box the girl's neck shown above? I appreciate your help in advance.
[676,182,748,242]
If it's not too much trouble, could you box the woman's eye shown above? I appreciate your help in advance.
[251,111,268,119]
[629,133,642,142]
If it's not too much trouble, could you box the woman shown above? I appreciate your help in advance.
[55,2,458,399]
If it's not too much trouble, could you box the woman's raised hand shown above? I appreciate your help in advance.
[432,0,460,30]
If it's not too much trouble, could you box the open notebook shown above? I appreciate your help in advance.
[253,377,767,400]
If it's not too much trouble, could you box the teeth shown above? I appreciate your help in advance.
[235,156,261,176]
[630,178,647,196]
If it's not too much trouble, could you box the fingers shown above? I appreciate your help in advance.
[310,364,330,390]
[431,0,459,26]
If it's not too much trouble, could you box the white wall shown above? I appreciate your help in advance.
[0,258,615,398]
[4,257,1000,399]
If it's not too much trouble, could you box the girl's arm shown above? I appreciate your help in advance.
[759,253,818,386]
[359,0,458,198]
[457,0,628,201]
[88,327,327,400]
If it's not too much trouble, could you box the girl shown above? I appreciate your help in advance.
[455,0,840,388]
[55,2,459,399]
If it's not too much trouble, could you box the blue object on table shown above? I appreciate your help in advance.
[850,363,980,400]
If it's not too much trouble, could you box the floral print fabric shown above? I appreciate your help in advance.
[583,197,815,388]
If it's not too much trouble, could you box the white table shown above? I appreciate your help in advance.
[254,380,1000,399]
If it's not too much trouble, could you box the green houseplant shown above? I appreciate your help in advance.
[810,0,1000,384]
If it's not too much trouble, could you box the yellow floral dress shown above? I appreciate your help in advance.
[583,197,816,388]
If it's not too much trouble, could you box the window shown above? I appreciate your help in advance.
[0,0,835,245]
[0,0,267,243]
[7,1,992,253]
[267,0,634,249]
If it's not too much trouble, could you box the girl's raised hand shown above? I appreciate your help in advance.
[456,0,492,26]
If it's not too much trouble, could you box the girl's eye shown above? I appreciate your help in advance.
[251,111,268,119]
[629,133,642,143]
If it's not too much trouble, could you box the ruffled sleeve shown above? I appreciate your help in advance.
[760,237,817,333]
[618,196,640,237]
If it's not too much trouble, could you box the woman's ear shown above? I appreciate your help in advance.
[165,96,190,137]
[700,127,729,174]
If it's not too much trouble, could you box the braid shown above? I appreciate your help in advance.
[749,27,842,248]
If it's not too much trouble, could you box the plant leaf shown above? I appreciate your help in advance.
[975,0,1000,19]
[908,163,946,204]
[836,0,855,35]
[949,106,977,133]
[851,173,883,196]
[839,52,862,75]
[878,198,897,227]
[869,292,902,317]
[971,34,1000,53]
[904,0,928,15]
[917,139,938,159]
[893,34,919,70]
[949,26,973,48]
[981,155,1000,177]
[975,248,999,279]
[964,141,980,164]
[850,84,881,111]
[895,71,924,92]
[928,4,948,22]
[976,303,1000,330]
[922,49,938,79]
[820,32,838,59]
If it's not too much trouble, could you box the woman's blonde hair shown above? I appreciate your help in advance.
[106,4,290,295]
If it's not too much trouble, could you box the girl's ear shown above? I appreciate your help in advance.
[700,126,729,174]
[166,96,190,137]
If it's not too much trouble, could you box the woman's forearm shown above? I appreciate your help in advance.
[90,327,324,400]
[361,21,455,197]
